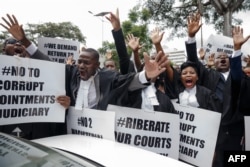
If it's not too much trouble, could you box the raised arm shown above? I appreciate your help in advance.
[1,14,31,48]
[150,27,165,55]
[230,26,250,81]
[126,33,143,72]
[1,14,51,61]
[143,51,167,80]
[150,27,173,82]
[106,8,131,74]
[186,12,202,62]
[232,26,250,51]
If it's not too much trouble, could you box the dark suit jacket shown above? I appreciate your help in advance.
[66,65,140,110]
[238,75,250,115]
[112,28,135,74]
[230,54,250,116]
[185,41,244,134]
[112,28,177,114]
[123,88,177,114]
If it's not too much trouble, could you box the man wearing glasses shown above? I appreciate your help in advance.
[2,37,30,57]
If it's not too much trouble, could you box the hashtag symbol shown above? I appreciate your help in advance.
[2,66,11,76]
[44,43,48,48]
[117,117,126,127]
[77,117,83,126]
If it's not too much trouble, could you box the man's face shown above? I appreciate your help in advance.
[3,39,27,57]
[214,52,230,72]
[104,60,116,71]
[77,51,100,80]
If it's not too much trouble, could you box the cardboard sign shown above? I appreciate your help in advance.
[107,104,180,159]
[67,107,116,141]
[244,116,250,150]
[0,55,66,125]
[38,37,80,63]
[173,103,221,167]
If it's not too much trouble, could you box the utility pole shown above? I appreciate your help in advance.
[197,0,204,48]
[88,11,109,48]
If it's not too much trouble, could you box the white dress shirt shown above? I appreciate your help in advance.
[75,75,96,110]
[141,83,159,112]
[179,85,199,107]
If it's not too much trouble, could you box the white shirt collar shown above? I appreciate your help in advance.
[179,85,199,107]
[141,83,159,112]
[221,70,230,81]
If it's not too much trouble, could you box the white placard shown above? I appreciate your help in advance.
[204,34,250,67]
[38,37,80,63]
[107,104,180,159]
[244,116,250,150]
[67,107,116,141]
[173,103,221,167]
[0,55,66,125]
[204,34,234,58]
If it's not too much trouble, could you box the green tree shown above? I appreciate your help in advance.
[141,0,250,37]
[98,6,154,70]
[25,22,86,45]
[122,6,153,56]
[0,22,86,53]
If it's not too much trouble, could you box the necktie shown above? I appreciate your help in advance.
[75,78,93,110]
[215,74,225,101]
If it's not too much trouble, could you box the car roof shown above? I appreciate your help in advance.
[33,134,193,167]
[0,132,101,167]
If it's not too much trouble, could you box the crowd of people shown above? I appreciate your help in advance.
[1,9,250,167]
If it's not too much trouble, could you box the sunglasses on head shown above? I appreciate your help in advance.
[5,38,22,45]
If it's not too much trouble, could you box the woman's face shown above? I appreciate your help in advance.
[180,66,198,89]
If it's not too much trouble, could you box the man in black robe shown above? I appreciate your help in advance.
[185,12,250,167]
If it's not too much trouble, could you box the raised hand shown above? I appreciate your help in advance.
[65,55,75,65]
[126,33,141,51]
[207,53,215,68]
[144,51,166,80]
[198,47,205,60]
[187,12,202,37]
[1,14,25,41]
[1,14,31,47]
[106,8,120,31]
[232,26,250,50]
[150,27,164,45]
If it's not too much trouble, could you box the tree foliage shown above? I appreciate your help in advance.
[25,22,86,45]
[141,0,250,37]
[0,22,86,52]
[122,6,154,58]
[99,5,154,69]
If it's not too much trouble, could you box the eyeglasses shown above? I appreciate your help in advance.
[5,38,22,45]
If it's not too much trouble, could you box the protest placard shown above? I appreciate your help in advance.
[107,104,180,159]
[67,107,116,141]
[204,34,250,67]
[38,37,80,63]
[204,34,233,58]
[0,55,65,125]
[173,103,221,167]
[244,116,250,150]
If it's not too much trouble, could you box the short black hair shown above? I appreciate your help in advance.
[180,61,199,76]
[80,48,100,61]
